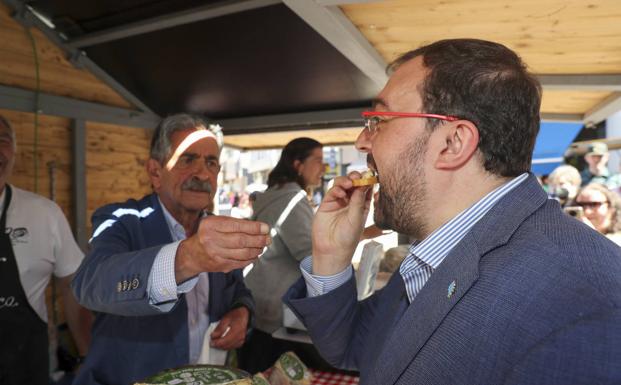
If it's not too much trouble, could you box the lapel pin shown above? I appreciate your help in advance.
[447,280,456,298]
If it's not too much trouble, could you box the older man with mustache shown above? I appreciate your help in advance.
[72,114,270,385]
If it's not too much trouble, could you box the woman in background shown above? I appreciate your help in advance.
[238,137,326,373]
[575,183,621,245]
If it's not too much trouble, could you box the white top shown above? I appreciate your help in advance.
[0,185,84,322]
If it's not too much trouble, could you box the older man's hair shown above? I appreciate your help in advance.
[389,38,542,177]
[149,113,221,164]
[0,114,16,150]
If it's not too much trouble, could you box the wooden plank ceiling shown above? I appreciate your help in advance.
[342,0,621,118]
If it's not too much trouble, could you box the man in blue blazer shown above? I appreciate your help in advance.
[72,114,271,385]
[284,39,621,384]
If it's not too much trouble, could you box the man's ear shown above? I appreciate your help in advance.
[435,121,479,170]
[146,158,163,190]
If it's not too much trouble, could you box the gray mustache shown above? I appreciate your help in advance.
[182,177,212,193]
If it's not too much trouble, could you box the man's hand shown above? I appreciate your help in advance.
[596,153,610,175]
[175,216,270,283]
[312,172,373,276]
[210,306,249,350]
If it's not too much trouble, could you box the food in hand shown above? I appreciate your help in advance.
[351,170,378,187]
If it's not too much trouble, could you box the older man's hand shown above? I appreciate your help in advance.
[175,216,270,283]
[209,306,249,350]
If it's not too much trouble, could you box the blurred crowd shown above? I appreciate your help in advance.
[542,142,621,245]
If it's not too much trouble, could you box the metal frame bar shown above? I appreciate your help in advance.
[3,0,157,115]
[226,140,362,151]
[219,107,366,134]
[584,92,621,124]
[283,0,387,89]
[538,74,621,91]
[540,113,584,122]
[0,85,160,129]
[66,0,280,48]
[71,118,88,251]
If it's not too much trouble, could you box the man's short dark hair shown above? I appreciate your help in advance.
[390,39,542,177]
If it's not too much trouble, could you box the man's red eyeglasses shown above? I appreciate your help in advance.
[362,111,460,134]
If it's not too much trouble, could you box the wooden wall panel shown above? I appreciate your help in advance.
[0,2,133,108]
[2,108,75,223]
[1,109,154,236]
[85,121,152,232]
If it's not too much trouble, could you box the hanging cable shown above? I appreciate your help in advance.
[25,25,41,193]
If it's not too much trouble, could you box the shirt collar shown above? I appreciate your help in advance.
[407,173,529,270]
[158,196,186,241]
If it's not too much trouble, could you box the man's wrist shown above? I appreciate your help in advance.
[175,239,198,283]
[311,253,351,276]
[231,302,250,321]
[231,302,253,336]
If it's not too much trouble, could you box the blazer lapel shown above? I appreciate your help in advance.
[143,194,174,245]
[371,239,481,385]
[371,174,548,384]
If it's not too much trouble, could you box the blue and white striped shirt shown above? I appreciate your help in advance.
[301,173,528,302]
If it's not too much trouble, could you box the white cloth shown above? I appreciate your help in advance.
[197,321,228,365]
[0,185,84,321]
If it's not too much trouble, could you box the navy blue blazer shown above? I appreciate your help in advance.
[285,174,621,385]
[72,193,254,385]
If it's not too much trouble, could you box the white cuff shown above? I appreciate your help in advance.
[299,256,352,297]
[148,241,199,311]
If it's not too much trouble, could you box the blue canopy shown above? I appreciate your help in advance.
[531,122,583,175]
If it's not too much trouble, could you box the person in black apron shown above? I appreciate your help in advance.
[0,185,49,385]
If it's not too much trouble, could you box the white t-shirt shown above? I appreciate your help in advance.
[0,185,84,322]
